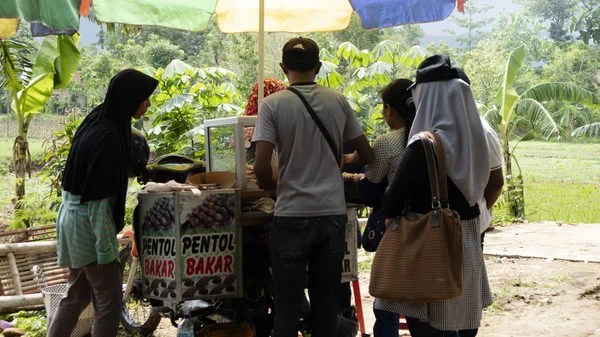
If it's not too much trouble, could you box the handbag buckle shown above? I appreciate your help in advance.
[431,209,440,228]
[431,197,441,210]
[391,219,400,232]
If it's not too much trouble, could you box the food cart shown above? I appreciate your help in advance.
[203,116,359,282]
[134,115,360,314]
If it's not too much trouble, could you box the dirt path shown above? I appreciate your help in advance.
[484,222,600,263]
[479,257,600,337]
[359,258,600,337]
[147,222,600,337]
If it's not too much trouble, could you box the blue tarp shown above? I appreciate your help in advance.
[351,0,457,29]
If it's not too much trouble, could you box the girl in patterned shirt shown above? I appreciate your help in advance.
[346,79,417,337]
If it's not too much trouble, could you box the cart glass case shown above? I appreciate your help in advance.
[204,116,258,189]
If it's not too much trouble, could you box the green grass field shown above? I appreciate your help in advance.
[504,141,600,224]
[0,134,49,225]
[0,138,45,170]
[0,114,65,140]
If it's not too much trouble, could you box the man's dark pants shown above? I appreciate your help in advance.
[270,215,347,337]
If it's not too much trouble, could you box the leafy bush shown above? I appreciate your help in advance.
[125,180,144,228]
[0,162,9,175]
[39,112,85,197]
[141,59,242,159]
[1,310,48,337]
[9,192,61,229]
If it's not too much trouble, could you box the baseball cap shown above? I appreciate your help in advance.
[282,37,320,70]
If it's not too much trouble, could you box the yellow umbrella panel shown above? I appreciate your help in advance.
[0,19,19,39]
[215,0,354,33]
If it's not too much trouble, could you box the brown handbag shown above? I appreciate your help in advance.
[369,131,464,303]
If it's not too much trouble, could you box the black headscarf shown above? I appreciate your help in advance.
[62,69,158,232]
[413,54,460,85]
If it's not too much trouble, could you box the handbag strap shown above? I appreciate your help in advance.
[424,131,449,206]
[416,132,442,210]
[416,131,449,208]
[288,87,340,166]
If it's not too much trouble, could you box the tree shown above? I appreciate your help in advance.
[1,33,80,202]
[484,45,600,217]
[381,25,425,46]
[542,42,600,91]
[138,26,207,57]
[486,12,549,62]
[77,47,115,109]
[331,14,383,51]
[540,42,600,136]
[516,0,579,41]
[226,34,258,95]
[460,11,551,107]
[317,40,428,137]
[461,40,510,107]
[445,0,495,50]
[571,0,600,44]
[143,35,185,69]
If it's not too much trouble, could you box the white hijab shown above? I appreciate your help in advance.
[408,79,490,206]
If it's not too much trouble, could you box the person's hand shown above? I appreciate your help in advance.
[258,179,277,191]
[353,173,365,184]
[342,153,356,170]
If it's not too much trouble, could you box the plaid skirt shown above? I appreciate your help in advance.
[373,217,493,331]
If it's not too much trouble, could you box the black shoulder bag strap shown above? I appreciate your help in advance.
[287,86,340,166]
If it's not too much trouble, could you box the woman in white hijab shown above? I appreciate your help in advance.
[375,55,493,337]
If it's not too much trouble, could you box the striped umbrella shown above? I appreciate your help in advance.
[1,0,466,100]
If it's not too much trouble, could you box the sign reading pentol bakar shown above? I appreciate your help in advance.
[137,190,242,302]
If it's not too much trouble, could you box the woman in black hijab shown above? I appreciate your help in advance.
[48,69,158,337]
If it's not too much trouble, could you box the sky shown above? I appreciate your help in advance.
[76,0,523,46]
[420,0,521,36]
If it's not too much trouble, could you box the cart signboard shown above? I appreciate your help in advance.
[137,189,242,303]
[138,193,178,301]
[342,205,359,283]
[179,191,241,300]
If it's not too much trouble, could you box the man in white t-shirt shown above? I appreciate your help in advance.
[252,37,374,337]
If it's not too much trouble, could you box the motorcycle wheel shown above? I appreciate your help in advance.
[119,245,162,336]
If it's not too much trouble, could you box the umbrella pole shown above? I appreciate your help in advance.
[257,0,265,107]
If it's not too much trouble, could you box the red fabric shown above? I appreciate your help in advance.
[80,0,91,16]
[457,0,466,12]
[243,78,287,141]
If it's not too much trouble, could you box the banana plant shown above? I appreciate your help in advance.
[485,44,600,217]
[338,40,429,138]
[572,122,600,137]
[144,59,241,159]
[1,33,80,202]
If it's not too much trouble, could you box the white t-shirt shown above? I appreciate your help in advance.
[252,84,364,217]
[478,118,503,233]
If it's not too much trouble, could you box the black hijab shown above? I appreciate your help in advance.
[62,69,158,232]
[413,54,460,85]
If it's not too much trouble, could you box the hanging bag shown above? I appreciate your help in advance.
[369,131,464,303]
